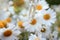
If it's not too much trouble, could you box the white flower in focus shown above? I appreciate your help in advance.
[23,15,42,32]
[35,0,49,12]
[37,8,56,26]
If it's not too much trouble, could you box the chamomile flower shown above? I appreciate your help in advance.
[23,14,42,32]
[0,11,11,28]
[29,34,46,40]
[35,0,49,12]
[38,8,56,26]
[0,23,21,40]
[17,20,25,29]
[39,25,51,38]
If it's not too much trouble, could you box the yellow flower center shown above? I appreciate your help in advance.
[5,17,11,23]
[0,21,5,28]
[3,30,12,37]
[18,21,24,28]
[43,14,50,20]
[2,21,7,27]
[35,37,39,40]
[13,0,24,7]
[30,19,37,25]
[0,21,7,28]
[36,5,42,10]
[41,28,46,32]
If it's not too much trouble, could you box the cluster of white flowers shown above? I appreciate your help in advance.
[0,0,58,40]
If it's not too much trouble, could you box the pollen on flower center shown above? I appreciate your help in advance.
[35,37,39,40]
[5,17,11,23]
[41,28,46,32]
[3,30,12,37]
[36,5,42,10]
[0,21,6,28]
[30,19,37,25]
[43,14,50,20]
[18,21,24,28]
[0,21,4,28]
[0,17,12,28]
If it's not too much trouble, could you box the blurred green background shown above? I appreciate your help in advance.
[46,0,60,5]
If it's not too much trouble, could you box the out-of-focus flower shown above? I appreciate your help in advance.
[0,0,58,40]
[0,17,12,28]
[0,23,21,40]
[29,34,46,40]
[17,21,24,29]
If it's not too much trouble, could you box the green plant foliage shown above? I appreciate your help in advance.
[18,31,30,40]
[56,12,60,26]
[14,7,22,14]
[46,0,60,5]
[58,32,60,38]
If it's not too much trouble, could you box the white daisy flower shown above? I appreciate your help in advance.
[16,20,25,30]
[35,0,49,12]
[0,23,21,40]
[23,14,42,32]
[36,8,56,26]
[15,12,29,30]
[29,34,46,40]
[0,16,12,29]
[39,25,51,38]
[52,31,58,40]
